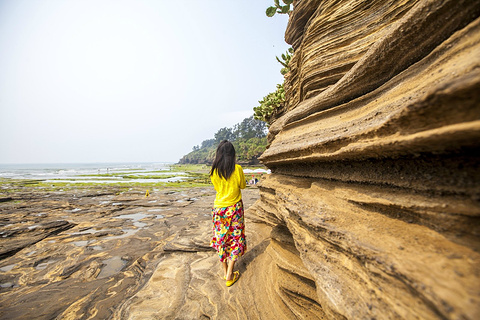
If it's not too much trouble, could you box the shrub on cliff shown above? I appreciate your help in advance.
[266,0,293,17]
[254,48,293,124]
[253,83,285,123]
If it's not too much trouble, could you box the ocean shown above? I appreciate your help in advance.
[0,162,185,184]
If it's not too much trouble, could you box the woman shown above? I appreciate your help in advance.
[209,140,246,287]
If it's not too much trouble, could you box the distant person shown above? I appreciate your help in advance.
[209,140,246,287]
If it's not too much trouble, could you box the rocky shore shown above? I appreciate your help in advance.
[0,183,260,319]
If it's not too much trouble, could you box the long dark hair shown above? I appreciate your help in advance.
[210,140,236,180]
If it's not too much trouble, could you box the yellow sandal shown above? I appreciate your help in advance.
[226,271,239,287]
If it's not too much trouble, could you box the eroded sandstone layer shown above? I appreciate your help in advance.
[249,0,480,319]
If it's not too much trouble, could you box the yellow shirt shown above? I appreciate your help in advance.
[211,164,246,208]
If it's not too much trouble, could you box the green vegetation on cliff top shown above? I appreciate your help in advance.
[179,116,268,165]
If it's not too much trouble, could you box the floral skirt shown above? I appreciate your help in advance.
[210,200,246,262]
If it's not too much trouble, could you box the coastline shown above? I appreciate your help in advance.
[0,163,267,190]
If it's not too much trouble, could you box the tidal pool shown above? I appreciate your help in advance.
[97,256,127,279]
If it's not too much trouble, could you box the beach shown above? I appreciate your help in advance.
[0,165,262,319]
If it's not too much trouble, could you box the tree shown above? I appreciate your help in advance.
[214,127,234,143]
[201,139,215,149]
[233,116,267,140]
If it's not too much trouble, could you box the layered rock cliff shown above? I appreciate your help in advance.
[249,0,480,319]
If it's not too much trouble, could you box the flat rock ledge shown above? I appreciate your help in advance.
[0,185,262,320]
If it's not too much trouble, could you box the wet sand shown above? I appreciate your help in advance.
[0,184,260,319]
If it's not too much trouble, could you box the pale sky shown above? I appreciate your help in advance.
[0,0,290,164]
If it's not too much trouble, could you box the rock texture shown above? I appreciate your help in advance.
[0,184,259,319]
[249,0,480,319]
